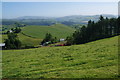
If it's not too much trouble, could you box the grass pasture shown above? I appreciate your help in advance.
[2,36,119,78]
[22,24,75,39]
[2,24,75,47]
[2,33,42,47]
[18,33,42,47]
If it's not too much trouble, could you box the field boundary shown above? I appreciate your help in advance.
[21,32,37,39]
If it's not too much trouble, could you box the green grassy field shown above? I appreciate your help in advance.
[22,24,75,39]
[2,33,42,47]
[2,24,75,47]
[2,34,7,43]
[18,33,42,47]
[2,36,119,78]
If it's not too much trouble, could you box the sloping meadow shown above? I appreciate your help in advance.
[2,36,118,78]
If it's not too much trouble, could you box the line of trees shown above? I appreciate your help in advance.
[66,16,120,45]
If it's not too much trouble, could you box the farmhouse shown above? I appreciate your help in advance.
[60,38,65,42]
[9,30,13,33]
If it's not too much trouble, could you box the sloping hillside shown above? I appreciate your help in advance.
[22,24,75,39]
[2,36,118,78]
[2,33,42,47]
[2,24,75,47]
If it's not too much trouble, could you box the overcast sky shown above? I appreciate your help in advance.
[1,1,119,19]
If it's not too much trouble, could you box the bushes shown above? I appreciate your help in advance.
[14,27,21,33]
[4,33,21,49]
[41,33,58,45]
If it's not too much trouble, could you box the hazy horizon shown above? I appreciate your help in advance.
[2,2,118,19]
[2,14,118,19]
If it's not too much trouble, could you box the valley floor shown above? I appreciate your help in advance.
[2,36,119,78]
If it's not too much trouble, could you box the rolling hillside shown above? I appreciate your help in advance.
[2,36,118,78]
[22,24,75,39]
[2,24,75,47]
[2,33,42,47]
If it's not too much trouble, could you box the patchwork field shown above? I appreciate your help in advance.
[2,36,119,78]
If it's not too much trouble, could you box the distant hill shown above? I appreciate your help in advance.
[22,24,75,39]
[16,16,55,20]
[56,14,117,25]
[2,14,117,25]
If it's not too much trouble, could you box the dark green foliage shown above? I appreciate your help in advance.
[41,33,58,45]
[4,33,21,49]
[6,27,21,34]
[53,37,58,43]
[6,30,10,34]
[14,27,21,33]
[41,33,52,44]
[67,15,120,45]
[7,33,17,39]
[66,36,73,45]
[117,17,120,35]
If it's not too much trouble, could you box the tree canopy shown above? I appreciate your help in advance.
[66,15,120,45]
[4,33,21,49]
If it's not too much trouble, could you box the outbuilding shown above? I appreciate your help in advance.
[0,43,5,49]
[60,38,65,42]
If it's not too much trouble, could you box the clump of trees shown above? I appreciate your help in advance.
[4,33,21,49]
[66,16,120,45]
[7,27,21,34]
[6,22,26,34]
[41,33,57,46]
[13,27,21,33]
